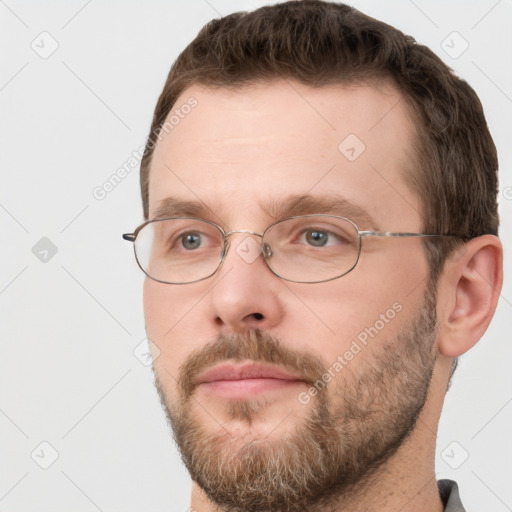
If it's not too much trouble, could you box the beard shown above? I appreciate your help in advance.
[153,281,438,512]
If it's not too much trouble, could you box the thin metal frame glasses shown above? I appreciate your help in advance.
[123,215,459,284]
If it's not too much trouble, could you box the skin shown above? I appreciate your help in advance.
[143,79,503,511]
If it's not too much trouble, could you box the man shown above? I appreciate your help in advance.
[123,1,503,510]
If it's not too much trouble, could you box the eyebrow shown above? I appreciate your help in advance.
[152,198,206,220]
[263,194,380,230]
[151,194,380,230]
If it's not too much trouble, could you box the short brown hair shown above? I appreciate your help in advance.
[140,0,499,282]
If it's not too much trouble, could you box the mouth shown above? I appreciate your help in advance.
[195,362,306,399]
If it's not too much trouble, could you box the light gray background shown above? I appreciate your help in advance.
[1,1,511,510]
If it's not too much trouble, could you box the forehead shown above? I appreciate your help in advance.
[148,79,422,230]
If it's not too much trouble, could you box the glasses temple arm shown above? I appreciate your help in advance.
[359,231,459,238]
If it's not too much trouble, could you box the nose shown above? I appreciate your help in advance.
[206,232,284,334]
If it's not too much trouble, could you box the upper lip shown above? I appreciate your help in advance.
[196,362,304,384]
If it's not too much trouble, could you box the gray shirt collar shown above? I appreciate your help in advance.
[438,479,466,511]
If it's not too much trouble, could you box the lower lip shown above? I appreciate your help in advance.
[199,378,304,399]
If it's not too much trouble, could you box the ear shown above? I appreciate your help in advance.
[436,235,503,357]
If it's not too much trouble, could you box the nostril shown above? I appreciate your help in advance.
[252,313,264,320]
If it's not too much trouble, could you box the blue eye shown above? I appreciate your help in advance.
[305,229,329,246]
[181,232,202,250]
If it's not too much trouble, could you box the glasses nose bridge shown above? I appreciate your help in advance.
[221,229,268,262]
[224,229,264,240]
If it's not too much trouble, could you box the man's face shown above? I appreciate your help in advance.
[144,80,439,509]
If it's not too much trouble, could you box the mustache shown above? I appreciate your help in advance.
[178,329,326,399]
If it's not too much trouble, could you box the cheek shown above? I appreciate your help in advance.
[143,278,169,338]
[287,247,427,368]
[143,278,201,338]
[143,278,215,385]
[143,279,191,379]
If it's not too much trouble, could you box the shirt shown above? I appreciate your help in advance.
[438,479,466,512]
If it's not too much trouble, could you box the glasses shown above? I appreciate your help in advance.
[123,215,458,284]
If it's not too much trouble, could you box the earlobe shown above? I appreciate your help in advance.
[437,235,503,358]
